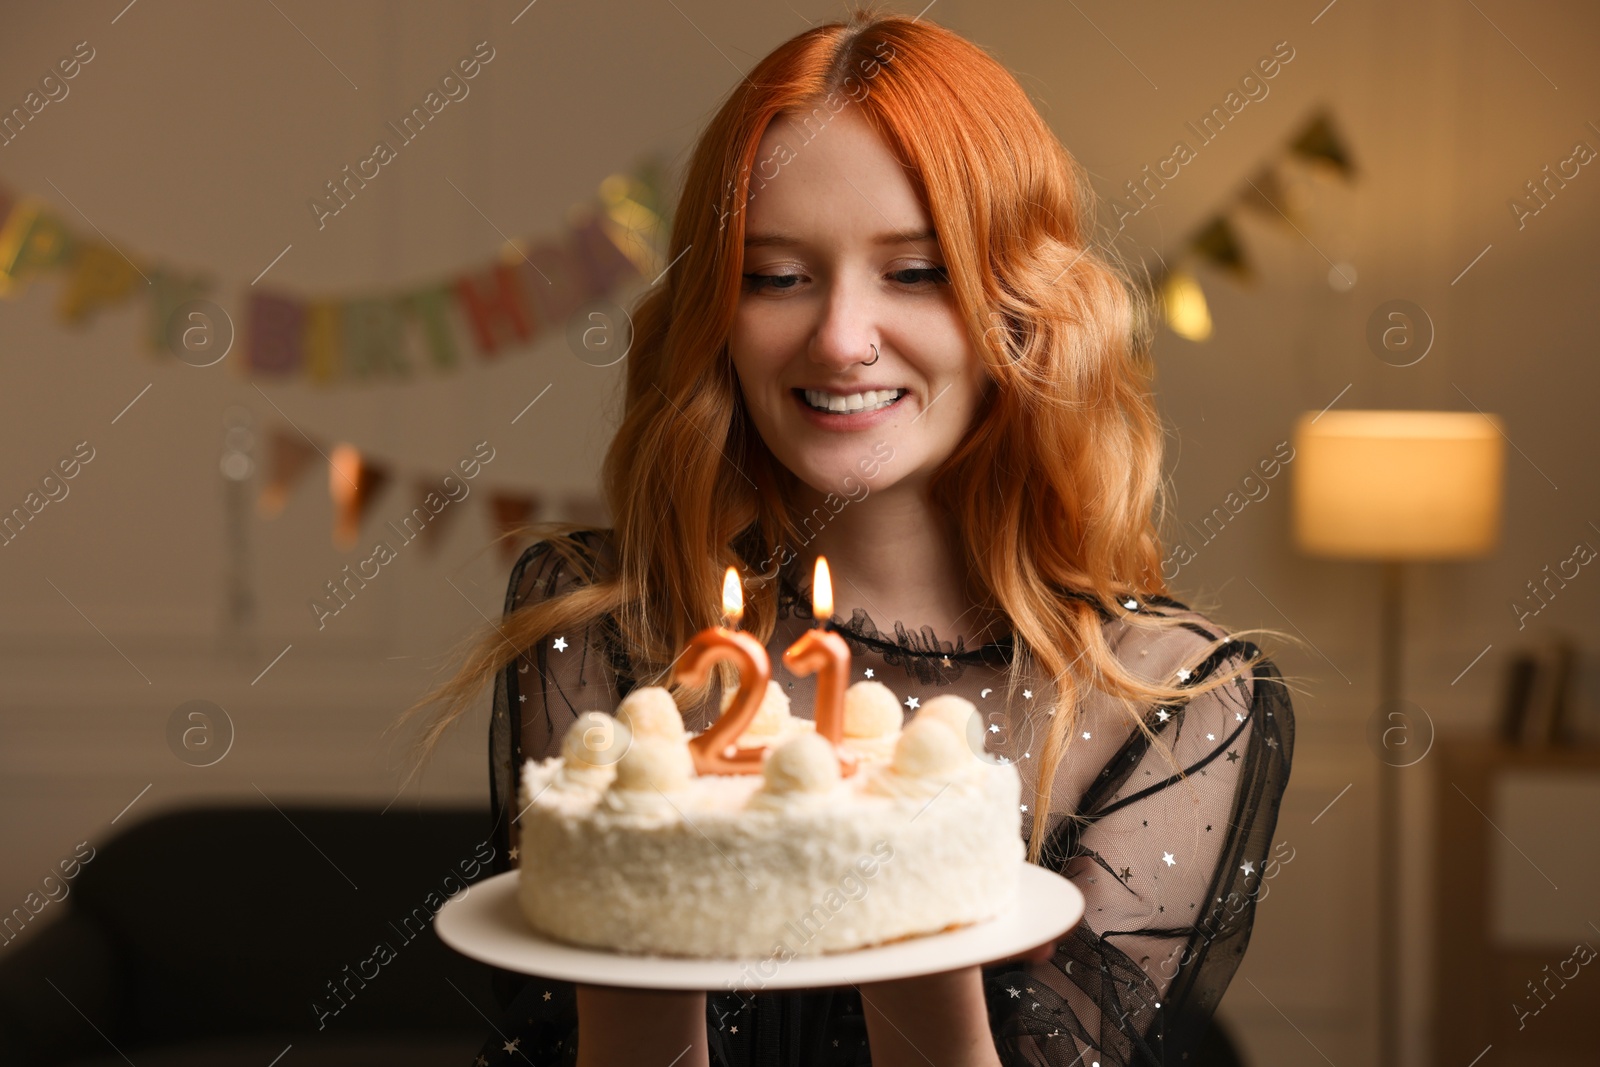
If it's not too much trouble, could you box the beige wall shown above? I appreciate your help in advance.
[2,2,1596,1064]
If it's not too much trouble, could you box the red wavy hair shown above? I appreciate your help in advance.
[400,9,1264,864]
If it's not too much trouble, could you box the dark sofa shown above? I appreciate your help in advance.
[0,803,1252,1066]
[0,805,501,1067]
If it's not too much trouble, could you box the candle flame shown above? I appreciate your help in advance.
[722,566,743,626]
[813,556,832,620]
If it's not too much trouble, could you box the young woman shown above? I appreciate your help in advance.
[405,11,1294,1066]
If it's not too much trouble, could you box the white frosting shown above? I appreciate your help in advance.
[613,735,695,792]
[599,787,683,820]
[892,717,968,778]
[830,680,902,764]
[749,732,843,812]
[863,718,985,802]
[843,680,903,737]
[562,711,632,768]
[517,702,1023,958]
[615,686,686,741]
[602,736,694,820]
[552,761,615,796]
[840,732,898,763]
[548,711,631,795]
[914,695,986,758]
[728,679,804,748]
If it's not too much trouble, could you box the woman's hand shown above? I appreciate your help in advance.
[574,985,709,1067]
[859,965,999,1067]
[856,937,1056,1067]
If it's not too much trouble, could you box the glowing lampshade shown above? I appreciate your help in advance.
[1292,410,1504,560]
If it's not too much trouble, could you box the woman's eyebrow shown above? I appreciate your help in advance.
[743,227,938,247]
[872,226,937,245]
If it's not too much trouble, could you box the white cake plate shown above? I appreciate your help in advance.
[434,865,1084,991]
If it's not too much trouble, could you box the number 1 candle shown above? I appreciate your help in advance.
[782,556,856,773]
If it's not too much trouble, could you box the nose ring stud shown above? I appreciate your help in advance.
[862,343,880,366]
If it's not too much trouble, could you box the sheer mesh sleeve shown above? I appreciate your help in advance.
[982,615,1295,1067]
[488,531,631,877]
[483,530,632,1045]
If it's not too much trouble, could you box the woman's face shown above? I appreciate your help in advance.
[728,107,988,500]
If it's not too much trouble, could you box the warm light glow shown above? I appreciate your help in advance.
[329,443,361,506]
[721,566,743,626]
[813,557,833,620]
[1292,410,1505,560]
[1162,270,1213,342]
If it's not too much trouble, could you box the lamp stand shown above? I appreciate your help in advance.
[1378,559,1403,1067]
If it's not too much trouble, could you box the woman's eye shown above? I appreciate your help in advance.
[890,266,949,286]
[742,272,801,292]
[741,266,948,292]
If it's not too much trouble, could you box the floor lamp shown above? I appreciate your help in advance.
[1291,410,1504,1067]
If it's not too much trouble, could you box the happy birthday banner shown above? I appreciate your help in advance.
[1153,108,1357,341]
[0,158,670,385]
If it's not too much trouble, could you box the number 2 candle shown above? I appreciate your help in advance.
[674,566,772,775]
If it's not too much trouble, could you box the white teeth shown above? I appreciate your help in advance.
[802,388,905,413]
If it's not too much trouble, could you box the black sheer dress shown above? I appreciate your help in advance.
[470,530,1294,1066]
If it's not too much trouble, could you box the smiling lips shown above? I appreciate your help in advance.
[797,387,908,414]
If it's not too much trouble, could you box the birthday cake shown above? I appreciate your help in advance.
[515,680,1024,959]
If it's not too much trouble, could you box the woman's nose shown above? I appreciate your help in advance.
[808,281,878,372]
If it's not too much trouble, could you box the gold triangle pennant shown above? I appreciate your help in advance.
[1289,110,1356,179]
[1189,215,1253,283]
[0,199,77,296]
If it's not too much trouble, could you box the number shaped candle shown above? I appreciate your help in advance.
[782,556,856,774]
[676,566,773,775]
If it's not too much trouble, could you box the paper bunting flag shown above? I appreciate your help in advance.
[1189,216,1253,282]
[329,444,393,551]
[598,192,660,275]
[2,154,669,383]
[255,419,608,558]
[400,477,466,557]
[0,199,76,296]
[304,300,343,385]
[401,285,458,370]
[257,429,323,518]
[343,298,409,379]
[57,241,144,325]
[571,213,645,292]
[1289,111,1356,179]
[146,268,214,354]
[491,491,542,563]
[245,291,308,377]
[1235,163,1304,230]
[592,166,667,282]
[455,261,533,357]
[521,241,592,326]
[1138,108,1360,341]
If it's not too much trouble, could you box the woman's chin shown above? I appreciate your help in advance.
[778,453,910,502]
